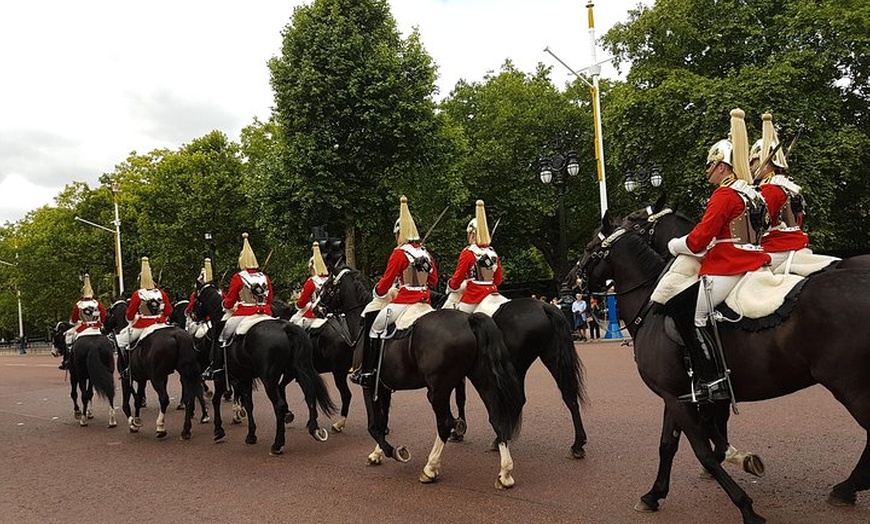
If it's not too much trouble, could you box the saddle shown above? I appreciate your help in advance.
[134,323,172,348]
[235,314,277,336]
[771,248,840,276]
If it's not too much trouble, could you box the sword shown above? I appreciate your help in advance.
[751,139,785,180]
[702,276,739,414]
[372,309,389,402]
[783,128,801,162]
[421,205,450,245]
[489,217,502,241]
[261,249,275,271]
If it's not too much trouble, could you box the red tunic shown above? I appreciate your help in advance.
[185,290,197,315]
[448,246,504,304]
[686,185,771,276]
[759,183,809,252]
[296,276,326,319]
[374,243,438,304]
[127,289,173,328]
[69,300,107,333]
[223,269,273,316]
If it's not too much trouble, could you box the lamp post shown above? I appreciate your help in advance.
[75,181,124,297]
[543,2,611,218]
[204,232,216,272]
[623,157,663,193]
[0,257,25,354]
[538,150,580,279]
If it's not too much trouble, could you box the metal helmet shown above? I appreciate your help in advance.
[706,139,734,168]
[310,242,328,276]
[466,200,492,246]
[81,273,94,298]
[139,257,156,289]
[707,109,751,183]
[395,195,420,245]
[238,233,259,270]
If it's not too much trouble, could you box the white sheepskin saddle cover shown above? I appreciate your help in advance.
[652,255,804,319]
[362,287,398,315]
[395,303,434,330]
[236,314,276,335]
[772,248,839,276]
[76,326,103,338]
[474,293,510,317]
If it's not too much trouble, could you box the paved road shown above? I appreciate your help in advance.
[1,342,867,524]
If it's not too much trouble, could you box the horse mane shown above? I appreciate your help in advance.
[620,231,667,275]
[336,265,372,308]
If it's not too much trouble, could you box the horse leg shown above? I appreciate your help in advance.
[240,380,257,445]
[330,370,351,433]
[420,388,454,483]
[365,388,403,464]
[263,380,287,455]
[671,402,766,524]
[829,430,870,506]
[449,379,467,442]
[539,351,587,459]
[197,388,210,424]
[78,379,91,427]
[636,405,682,512]
[70,377,81,420]
[151,378,170,438]
[700,404,764,479]
[211,378,227,442]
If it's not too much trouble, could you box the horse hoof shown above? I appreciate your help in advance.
[231,416,242,425]
[366,456,382,466]
[495,475,515,490]
[239,408,248,419]
[394,446,411,463]
[453,418,467,437]
[176,404,185,411]
[108,421,117,428]
[200,416,210,424]
[419,471,438,484]
[571,447,586,459]
[129,426,139,433]
[331,421,344,433]
[86,411,94,419]
[827,492,856,507]
[634,500,659,513]
[312,428,329,442]
[245,435,257,445]
[132,417,143,428]
[74,410,82,420]
[180,432,191,441]
[284,412,295,425]
[448,432,464,443]
[156,430,167,439]
[79,418,88,427]
[743,454,766,477]
[270,446,284,456]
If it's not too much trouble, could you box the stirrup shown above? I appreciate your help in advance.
[201,366,222,381]
[356,372,377,389]
[348,368,362,385]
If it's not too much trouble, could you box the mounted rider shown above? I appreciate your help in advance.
[59,272,107,370]
[350,196,438,388]
[665,108,771,403]
[185,257,214,339]
[749,112,837,274]
[291,242,329,329]
[116,257,173,356]
[201,233,273,380]
[445,199,507,314]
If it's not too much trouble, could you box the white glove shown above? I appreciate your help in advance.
[668,235,697,257]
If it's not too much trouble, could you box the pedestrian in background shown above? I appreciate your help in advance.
[587,297,601,340]
[572,293,588,341]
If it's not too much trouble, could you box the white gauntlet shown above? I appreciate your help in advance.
[668,235,697,257]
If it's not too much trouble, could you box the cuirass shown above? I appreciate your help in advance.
[77,299,100,323]
[138,289,164,316]
[239,271,269,305]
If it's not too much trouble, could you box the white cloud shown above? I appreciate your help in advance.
[0,0,647,224]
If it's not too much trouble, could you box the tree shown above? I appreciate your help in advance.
[267,0,462,276]
[601,0,870,254]
[439,62,597,280]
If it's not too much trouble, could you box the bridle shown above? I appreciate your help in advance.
[625,206,674,245]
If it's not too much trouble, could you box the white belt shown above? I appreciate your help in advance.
[402,285,428,292]
[470,280,494,286]
[713,239,764,252]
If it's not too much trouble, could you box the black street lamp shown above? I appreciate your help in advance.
[624,156,663,193]
[538,150,580,279]
[204,232,216,270]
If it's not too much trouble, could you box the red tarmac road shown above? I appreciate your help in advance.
[1,342,867,524]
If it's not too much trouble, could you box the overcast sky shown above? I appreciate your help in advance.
[0,0,648,224]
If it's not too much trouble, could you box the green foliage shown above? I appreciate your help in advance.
[601,0,870,253]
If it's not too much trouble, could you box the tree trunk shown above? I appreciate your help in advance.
[344,221,356,269]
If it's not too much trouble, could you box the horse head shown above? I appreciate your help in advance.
[189,283,223,325]
[319,267,371,319]
[103,299,129,335]
[571,210,623,294]
[51,321,72,357]
[620,198,692,255]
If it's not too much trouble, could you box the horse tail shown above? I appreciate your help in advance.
[468,313,524,440]
[174,331,203,405]
[283,323,336,417]
[544,305,588,407]
[86,339,115,400]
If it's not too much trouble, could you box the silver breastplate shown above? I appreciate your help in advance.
[400,245,432,289]
[77,299,100,323]
[137,289,164,317]
[469,244,498,283]
[239,272,269,305]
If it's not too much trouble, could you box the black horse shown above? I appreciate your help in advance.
[106,301,201,439]
[318,267,525,489]
[51,322,117,428]
[573,212,870,524]
[165,298,213,421]
[190,283,335,455]
[448,296,588,457]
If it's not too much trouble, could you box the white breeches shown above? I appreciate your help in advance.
[220,315,245,342]
[115,326,144,349]
[370,303,411,337]
[64,327,77,346]
[694,274,743,327]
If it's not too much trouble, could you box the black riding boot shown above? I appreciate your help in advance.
[350,312,379,388]
[201,339,228,381]
[59,352,69,370]
[673,312,730,404]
